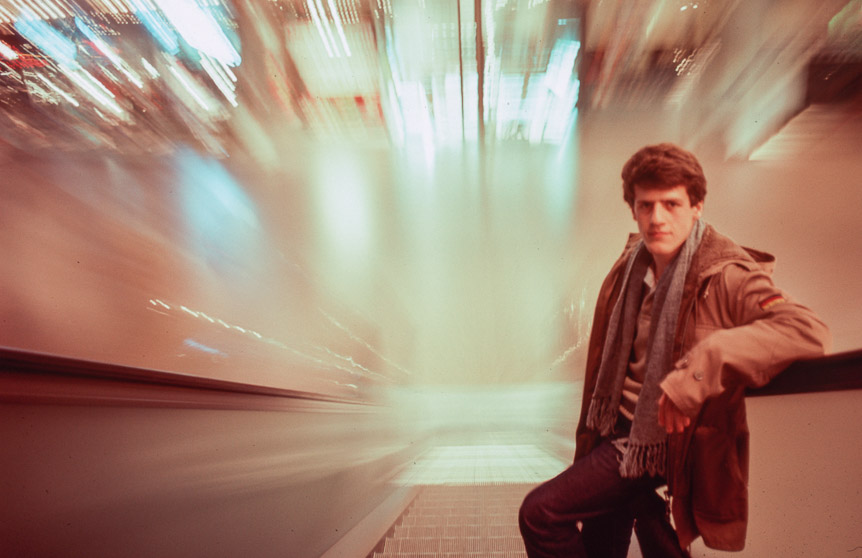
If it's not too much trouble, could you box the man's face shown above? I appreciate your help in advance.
[632,184,703,268]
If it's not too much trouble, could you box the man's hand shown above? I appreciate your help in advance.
[658,392,691,434]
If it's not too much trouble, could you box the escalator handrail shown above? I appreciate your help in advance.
[0,345,372,409]
[747,348,862,397]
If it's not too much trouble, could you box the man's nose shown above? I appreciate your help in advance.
[650,204,667,223]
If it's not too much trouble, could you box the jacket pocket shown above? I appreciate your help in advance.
[690,425,748,522]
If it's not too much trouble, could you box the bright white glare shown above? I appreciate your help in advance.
[65,68,129,119]
[315,0,341,56]
[201,55,238,107]
[152,0,241,66]
[399,81,435,167]
[485,0,497,103]
[36,73,80,107]
[397,444,568,485]
[539,39,581,144]
[430,76,454,144]
[528,87,551,144]
[383,79,405,147]
[96,0,121,14]
[218,59,237,83]
[176,148,260,230]
[180,305,200,318]
[327,0,352,56]
[35,0,65,19]
[0,39,18,60]
[127,0,179,55]
[75,18,145,89]
[14,11,78,69]
[316,152,373,259]
[24,79,55,105]
[150,295,381,383]
[320,309,413,377]
[443,73,462,144]
[170,64,213,112]
[117,63,144,89]
[307,0,335,57]
[545,40,580,97]
[182,338,226,356]
[141,57,159,78]
[390,384,579,484]
[493,74,532,142]
[19,1,49,20]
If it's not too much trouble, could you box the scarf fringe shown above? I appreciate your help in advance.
[587,220,705,479]
[619,440,667,479]
[586,397,620,436]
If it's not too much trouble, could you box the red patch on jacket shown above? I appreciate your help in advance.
[759,294,786,311]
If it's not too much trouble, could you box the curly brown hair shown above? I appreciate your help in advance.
[621,143,707,208]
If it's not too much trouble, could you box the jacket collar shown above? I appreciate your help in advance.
[620,223,776,284]
[692,224,776,280]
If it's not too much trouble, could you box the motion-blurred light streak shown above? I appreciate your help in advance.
[175,148,259,233]
[128,0,179,55]
[140,56,159,77]
[1,0,860,397]
[183,337,226,357]
[314,147,374,264]
[95,0,123,14]
[149,299,171,310]
[320,309,413,377]
[11,0,46,20]
[201,54,238,107]
[35,71,79,106]
[169,63,214,112]
[147,294,380,385]
[66,66,129,119]
[75,17,144,89]
[326,0,352,57]
[14,11,78,69]
[307,0,335,57]
[0,0,590,156]
[35,0,66,19]
[0,7,13,24]
[314,0,339,56]
[152,0,240,66]
[399,80,436,167]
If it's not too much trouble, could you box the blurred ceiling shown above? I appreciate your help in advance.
[0,0,860,161]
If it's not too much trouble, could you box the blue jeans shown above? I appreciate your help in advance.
[519,438,690,558]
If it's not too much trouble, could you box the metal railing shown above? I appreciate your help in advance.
[0,345,372,410]
[747,348,862,397]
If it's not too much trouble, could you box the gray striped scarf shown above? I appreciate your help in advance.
[586,218,705,478]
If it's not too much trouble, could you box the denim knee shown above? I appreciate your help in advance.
[519,486,550,536]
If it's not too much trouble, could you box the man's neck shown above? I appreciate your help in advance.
[651,258,667,281]
[652,249,683,281]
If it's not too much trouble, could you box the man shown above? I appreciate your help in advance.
[519,143,831,557]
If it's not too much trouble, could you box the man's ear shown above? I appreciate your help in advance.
[693,201,704,219]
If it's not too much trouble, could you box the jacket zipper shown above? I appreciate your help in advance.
[669,275,712,495]
[679,274,713,351]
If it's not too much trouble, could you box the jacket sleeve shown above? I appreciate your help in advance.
[660,264,832,417]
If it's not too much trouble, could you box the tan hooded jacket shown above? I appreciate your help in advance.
[574,224,831,551]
